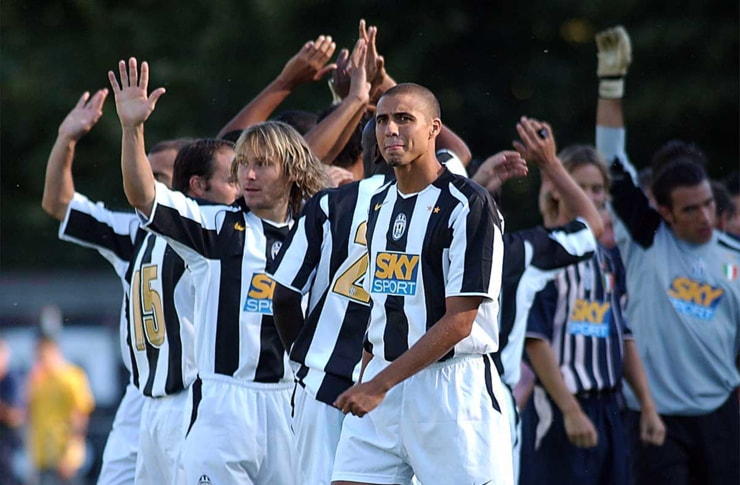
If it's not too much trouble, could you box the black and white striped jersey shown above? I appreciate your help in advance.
[270,175,388,405]
[497,219,597,387]
[60,193,198,397]
[363,168,504,361]
[142,182,292,383]
[526,247,628,393]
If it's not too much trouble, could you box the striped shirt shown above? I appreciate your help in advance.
[526,247,628,394]
[142,182,292,383]
[270,175,388,405]
[364,168,504,361]
[60,193,198,397]
[497,220,597,387]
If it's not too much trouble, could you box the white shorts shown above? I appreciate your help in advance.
[98,383,144,485]
[292,383,345,485]
[333,354,514,485]
[179,374,295,485]
[502,383,521,485]
[135,389,189,485]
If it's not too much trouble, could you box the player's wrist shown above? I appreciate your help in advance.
[598,77,625,99]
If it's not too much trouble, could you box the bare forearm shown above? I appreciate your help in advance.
[217,78,294,138]
[121,125,155,215]
[526,338,581,414]
[540,160,604,237]
[622,340,656,412]
[596,98,624,129]
[42,135,77,220]
[304,94,368,163]
[369,309,474,393]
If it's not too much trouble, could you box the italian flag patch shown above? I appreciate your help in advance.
[724,263,738,281]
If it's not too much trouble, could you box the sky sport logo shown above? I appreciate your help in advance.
[567,299,611,338]
[371,251,419,296]
[667,276,725,320]
[243,273,276,314]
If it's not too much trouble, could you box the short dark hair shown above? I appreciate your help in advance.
[650,140,707,180]
[651,160,708,208]
[273,109,319,135]
[317,105,371,169]
[172,139,235,193]
[379,83,441,120]
[148,138,193,156]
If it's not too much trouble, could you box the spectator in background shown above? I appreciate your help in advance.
[0,338,25,485]
[27,335,94,485]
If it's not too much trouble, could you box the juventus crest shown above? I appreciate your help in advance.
[392,213,407,241]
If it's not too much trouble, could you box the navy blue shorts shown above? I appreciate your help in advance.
[520,386,628,485]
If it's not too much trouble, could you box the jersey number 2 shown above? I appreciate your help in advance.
[332,222,370,304]
[131,265,166,350]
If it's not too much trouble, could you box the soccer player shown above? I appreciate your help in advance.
[596,25,740,485]
[269,37,378,485]
[519,27,664,485]
[41,88,196,485]
[331,83,513,485]
[109,57,328,485]
[482,117,606,483]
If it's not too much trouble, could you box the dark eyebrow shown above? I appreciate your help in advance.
[680,196,714,213]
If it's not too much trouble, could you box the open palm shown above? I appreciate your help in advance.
[108,57,165,128]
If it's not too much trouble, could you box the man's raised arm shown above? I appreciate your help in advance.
[42,89,108,221]
[108,57,165,217]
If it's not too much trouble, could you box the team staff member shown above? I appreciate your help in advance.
[42,88,193,485]
[109,57,328,485]
[332,83,513,485]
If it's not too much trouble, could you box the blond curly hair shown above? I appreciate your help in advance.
[231,121,330,215]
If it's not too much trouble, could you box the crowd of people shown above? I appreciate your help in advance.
[2,18,735,485]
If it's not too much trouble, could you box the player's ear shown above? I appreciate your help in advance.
[429,118,442,139]
[189,175,206,197]
[657,204,674,225]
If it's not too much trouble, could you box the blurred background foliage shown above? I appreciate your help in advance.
[2,0,738,270]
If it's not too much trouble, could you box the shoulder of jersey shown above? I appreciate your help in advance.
[717,231,740,253]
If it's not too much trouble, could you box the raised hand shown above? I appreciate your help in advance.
[278,35,337,89]
[358,20,382,86]
[329,48,351,101]
[58,89,109,142]
[513,116,558,168]
[595,25,632,99]
[472,150,529,194]
[108,57,166,129]
[347,38,371,104]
